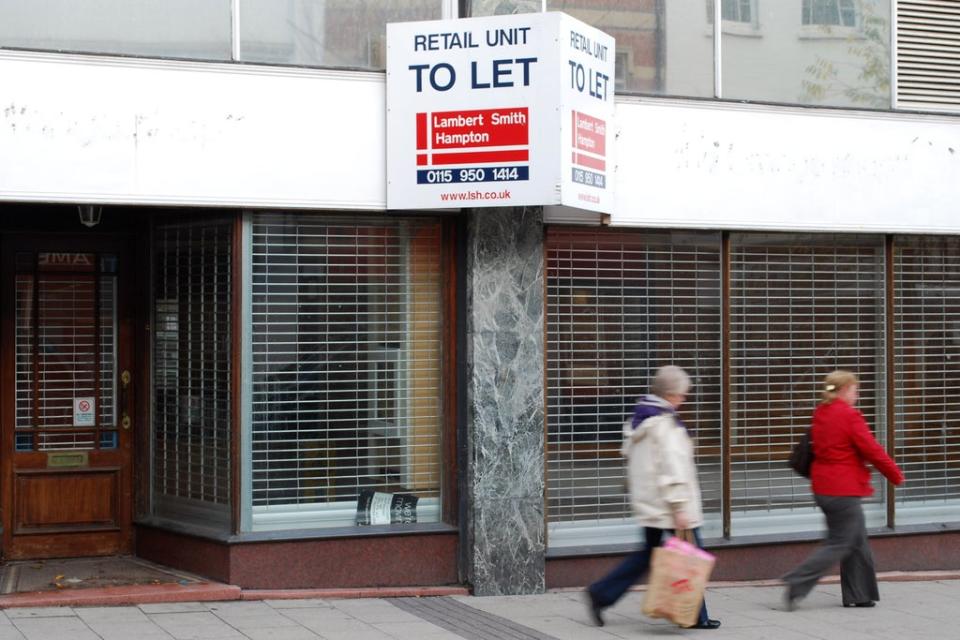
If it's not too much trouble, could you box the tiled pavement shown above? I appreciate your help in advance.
[0,578,958,639]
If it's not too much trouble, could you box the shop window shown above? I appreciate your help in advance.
[152,220,233,530]
[893,236,960,525]
[248,214,444,531]
[545,228,722,548]
[728,233,887,536]
[546,229,959,547]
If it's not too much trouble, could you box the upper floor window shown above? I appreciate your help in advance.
[708,0,758,25]
[803,0,857,27]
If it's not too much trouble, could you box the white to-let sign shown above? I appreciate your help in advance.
[386,12,615,213]
[74,397,96,427]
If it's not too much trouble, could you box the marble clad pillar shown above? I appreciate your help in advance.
[464,207,546,596]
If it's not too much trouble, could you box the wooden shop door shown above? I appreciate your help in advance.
[1,236,135,559]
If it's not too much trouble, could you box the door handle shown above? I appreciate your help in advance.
[120,369,132,430]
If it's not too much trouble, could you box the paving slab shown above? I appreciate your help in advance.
[0,576,951,639]
[9,616,100,640]
[4,607,75,619]
[237,628,322,640]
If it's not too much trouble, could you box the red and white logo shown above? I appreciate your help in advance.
[416,107,529,168]
[571,110,606,174]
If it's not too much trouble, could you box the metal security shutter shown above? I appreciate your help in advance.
[729,234,886,531]
[152,220,233,526]
[897,0,960,111]
[250,213,444,530]
[545,228,722,543]
[893,236,960,523]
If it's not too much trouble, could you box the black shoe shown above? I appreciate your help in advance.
[843,601,876,608]
[783,586,801,612]
[585,590,605,627]
[690,619,722,629]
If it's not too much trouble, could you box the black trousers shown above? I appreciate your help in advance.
[783,495,880,606]
[588,527,710,626]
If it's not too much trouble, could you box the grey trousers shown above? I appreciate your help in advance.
[783,495,880,605]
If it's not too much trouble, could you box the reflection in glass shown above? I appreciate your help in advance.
[470,0,541,15]
[470,1,714,97]
[803,0,857,27]
[724,0,754,23]
[554,1,714,96]
[239,0,442,69]
[707,0,757,25]
[722,0,891,108]
[0,0,232,60]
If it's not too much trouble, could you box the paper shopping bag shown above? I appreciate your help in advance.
[641,535,716,627]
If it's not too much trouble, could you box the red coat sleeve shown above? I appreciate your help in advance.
[848,410,905,485]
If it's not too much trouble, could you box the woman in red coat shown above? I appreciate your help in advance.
[783,370,904,610]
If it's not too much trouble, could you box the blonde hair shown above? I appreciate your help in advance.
[820,370,858,404]
[651,365,691,397]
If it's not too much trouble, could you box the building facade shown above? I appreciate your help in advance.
[0,0,958,595]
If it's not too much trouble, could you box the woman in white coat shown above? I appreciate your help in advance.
[585,365,721,630]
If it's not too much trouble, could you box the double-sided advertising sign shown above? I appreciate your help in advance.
[386,12,615,213]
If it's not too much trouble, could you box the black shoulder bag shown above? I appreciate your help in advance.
[788,428,814,478]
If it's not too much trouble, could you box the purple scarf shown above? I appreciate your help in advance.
[630,395,692,435]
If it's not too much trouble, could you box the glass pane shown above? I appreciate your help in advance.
[101,254,119,274]
[250,214,444,531]
[37,276,97,429]
[471,0,541,15]
[153,221,233,517]
[472,1,716,96]
[723,0,892,108]
[894,236,960,526]
[546,1,714,97]
[238,0,443,69]
[545,229,723,548]
[729,233,887,536]
[15,256,120,452]
[25,274,101,451]
[15,275,34,430]
[99,275,118,429]
[0,0,232,61]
